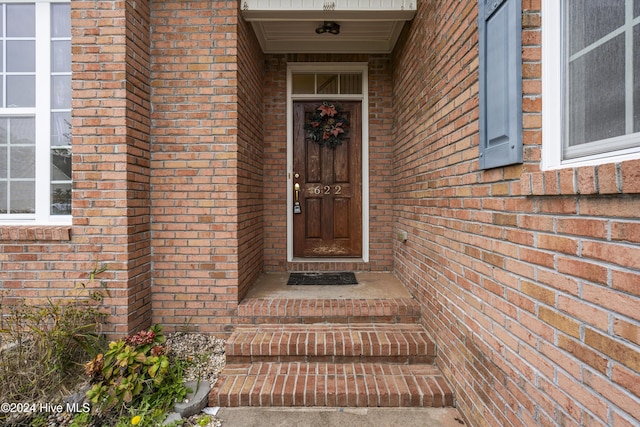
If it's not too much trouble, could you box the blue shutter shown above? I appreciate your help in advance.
[478,0,523,170]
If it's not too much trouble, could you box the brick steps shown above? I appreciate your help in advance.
[212,292,454,408]
[235,298,421,324]
[226,323,436,364]
[209,362,454,408]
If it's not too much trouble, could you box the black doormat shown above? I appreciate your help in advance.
[287,272,358,286]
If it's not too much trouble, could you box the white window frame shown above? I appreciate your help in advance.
[542,0,640,170]
[0,0,71,225]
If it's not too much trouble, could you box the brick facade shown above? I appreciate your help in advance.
[0,0,154,335]
[392,1,640,426]
[236,6,265,300]
[0,0,638,425]
[149,0,244,333]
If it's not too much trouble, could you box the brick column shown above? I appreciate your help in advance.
[149,1,244,334]
[72,0,152,334]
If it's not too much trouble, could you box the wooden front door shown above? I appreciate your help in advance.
[293,101,362,258]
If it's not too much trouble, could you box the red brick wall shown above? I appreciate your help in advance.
[0,226,77,303]
[0,0,153,335]
[236,8,265,300]
[2,1,251,337]
[149,0,242,335]
[72,0,153,334]
[262,55,288,271]
[367,55,395,271]
[392,1,640,426]
[122,0,153,333]
[262,54,394,272]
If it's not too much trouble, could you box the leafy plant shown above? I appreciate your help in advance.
[145,356,190,411]
[112,401,166,427]
[197,414,212,426]
[69,411,92,427]
[28,413,49,427]
[86,325,189,418]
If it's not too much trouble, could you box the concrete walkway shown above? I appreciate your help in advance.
[217,407,466,427]
[244,272,414,299]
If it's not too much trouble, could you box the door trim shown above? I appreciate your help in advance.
[286,62,369,263]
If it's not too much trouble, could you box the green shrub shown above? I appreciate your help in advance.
[0,266,108,403]
[86,325,189,423]
[0,266,190,427]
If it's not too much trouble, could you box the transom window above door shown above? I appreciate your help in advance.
[292,73,363,95]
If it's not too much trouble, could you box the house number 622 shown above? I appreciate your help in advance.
[311,185,342,195]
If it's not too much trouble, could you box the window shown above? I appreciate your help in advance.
[542,0,640,169]
[292,73,363,95]
[0,1,71,223]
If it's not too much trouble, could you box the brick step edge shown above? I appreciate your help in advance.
[209,362,454,408]
[226,324,436,364]
[235,298,421,325]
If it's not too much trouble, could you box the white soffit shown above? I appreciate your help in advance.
[241,0,417,54]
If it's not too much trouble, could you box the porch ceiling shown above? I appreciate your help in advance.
[241,0,417,54]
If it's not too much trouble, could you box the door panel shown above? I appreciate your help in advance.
[293,100,362,258]
[306,142,321,182]
[306,198,322,238]
[334,143,350,182]
[333,198,350,238]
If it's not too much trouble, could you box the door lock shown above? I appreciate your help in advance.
[293,182,301,214]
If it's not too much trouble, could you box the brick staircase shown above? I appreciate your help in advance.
[209,288,454,408]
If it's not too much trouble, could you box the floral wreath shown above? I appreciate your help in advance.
[304,101,349,148]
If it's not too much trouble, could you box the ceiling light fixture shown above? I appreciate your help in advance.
[315,21,340,35]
